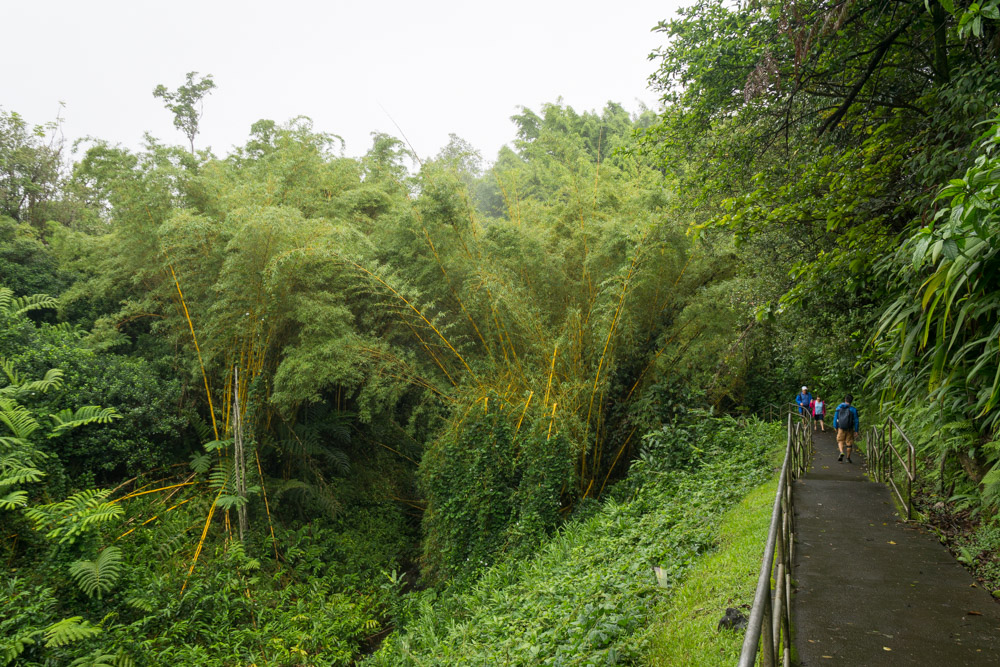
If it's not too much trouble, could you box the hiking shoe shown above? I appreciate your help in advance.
[838,453,844,462]
[847,457,853,463]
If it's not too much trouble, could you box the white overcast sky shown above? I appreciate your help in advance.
[6,0,681,162]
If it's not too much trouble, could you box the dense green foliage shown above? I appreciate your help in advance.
[2,95,755,664]
[368,416,782,665]
[646,0,1000,505]
[4,0,1000,660]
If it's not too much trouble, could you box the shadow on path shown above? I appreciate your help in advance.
[792,429,1000,665]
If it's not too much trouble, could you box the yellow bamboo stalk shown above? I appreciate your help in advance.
[546,402,558,441]
[114,498,193,542]
[341,256,478,385]
[168,264,219,440]
[368,438,420,466]
[253,447,280,564]
[592,127,603,210]
[598,427,638,497]
[181,484,226,594]
[422,226,494,362]
[111,481,197,504]
[543,345,558,407]
[404,321,458,387]
[585,229,649,431]
[515,391,534,435]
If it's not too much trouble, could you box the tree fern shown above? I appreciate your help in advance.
[42,617,102,648]
[69,547,123,600]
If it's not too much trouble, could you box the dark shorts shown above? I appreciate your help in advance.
[813,414,824,422]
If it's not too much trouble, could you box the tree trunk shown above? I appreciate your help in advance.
[931,1,950,84]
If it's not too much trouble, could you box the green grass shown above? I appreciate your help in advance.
[643,474,779,665]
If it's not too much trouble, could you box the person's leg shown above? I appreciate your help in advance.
[837,428,846,460]
[846,431,855,462]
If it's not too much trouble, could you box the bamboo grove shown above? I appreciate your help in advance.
[1,100,756,663]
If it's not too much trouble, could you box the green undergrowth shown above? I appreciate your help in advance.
[366,415,783,666]
[642,474,779,665]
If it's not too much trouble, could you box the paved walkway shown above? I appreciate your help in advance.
[792,429,1000,665]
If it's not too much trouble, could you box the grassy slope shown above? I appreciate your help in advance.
[368,417,783,666]
[643,476,778,665]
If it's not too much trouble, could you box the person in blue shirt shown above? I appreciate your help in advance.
[833,394,860,463]
[796,386,813,415]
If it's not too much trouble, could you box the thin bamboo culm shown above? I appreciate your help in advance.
[232,367,248,542]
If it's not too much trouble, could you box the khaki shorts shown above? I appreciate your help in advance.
[837,428,856,448]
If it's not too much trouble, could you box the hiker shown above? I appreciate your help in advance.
[810,395,827,431]
[796,386,813,416]
[833,394,860,463]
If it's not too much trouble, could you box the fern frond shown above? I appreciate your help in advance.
[0,456,45,488]
[271,478,340,517]
[0,490,28,509]
[49,322,86,339]
[0,357,21,388]
[43,616,102,648]
[203,438,233,452]
[70,652,119,667]
[26,489,123,544]
[0,631,38,665]
[189,452,212,474]
[208,458,232,489]
[0,399,40,440]
[49,406,121,436]
[8,293,57,317]
[216,493,248,511]
[17,369,65,396]
[125,596,154,612]
[69,547,123,600]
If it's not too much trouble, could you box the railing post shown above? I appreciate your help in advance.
[761,589,775,667]
[907,442,914,521]
[887,425,893,482]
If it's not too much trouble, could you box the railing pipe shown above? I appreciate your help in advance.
[738,408,811,666]
[860,416,916,521]
[738,441,787,667]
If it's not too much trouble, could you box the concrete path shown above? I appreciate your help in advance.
[791,429,1000,665]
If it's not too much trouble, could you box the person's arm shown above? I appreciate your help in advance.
[833,405,839,428]
[854,406,860,433]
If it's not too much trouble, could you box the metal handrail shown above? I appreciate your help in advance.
[762,401,813,423]
[738,408,812,667]
[859,416,916,520]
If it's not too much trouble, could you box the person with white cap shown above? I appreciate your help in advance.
[796,386,813,416]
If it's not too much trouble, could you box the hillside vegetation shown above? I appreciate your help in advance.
[3,0,1000,663]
